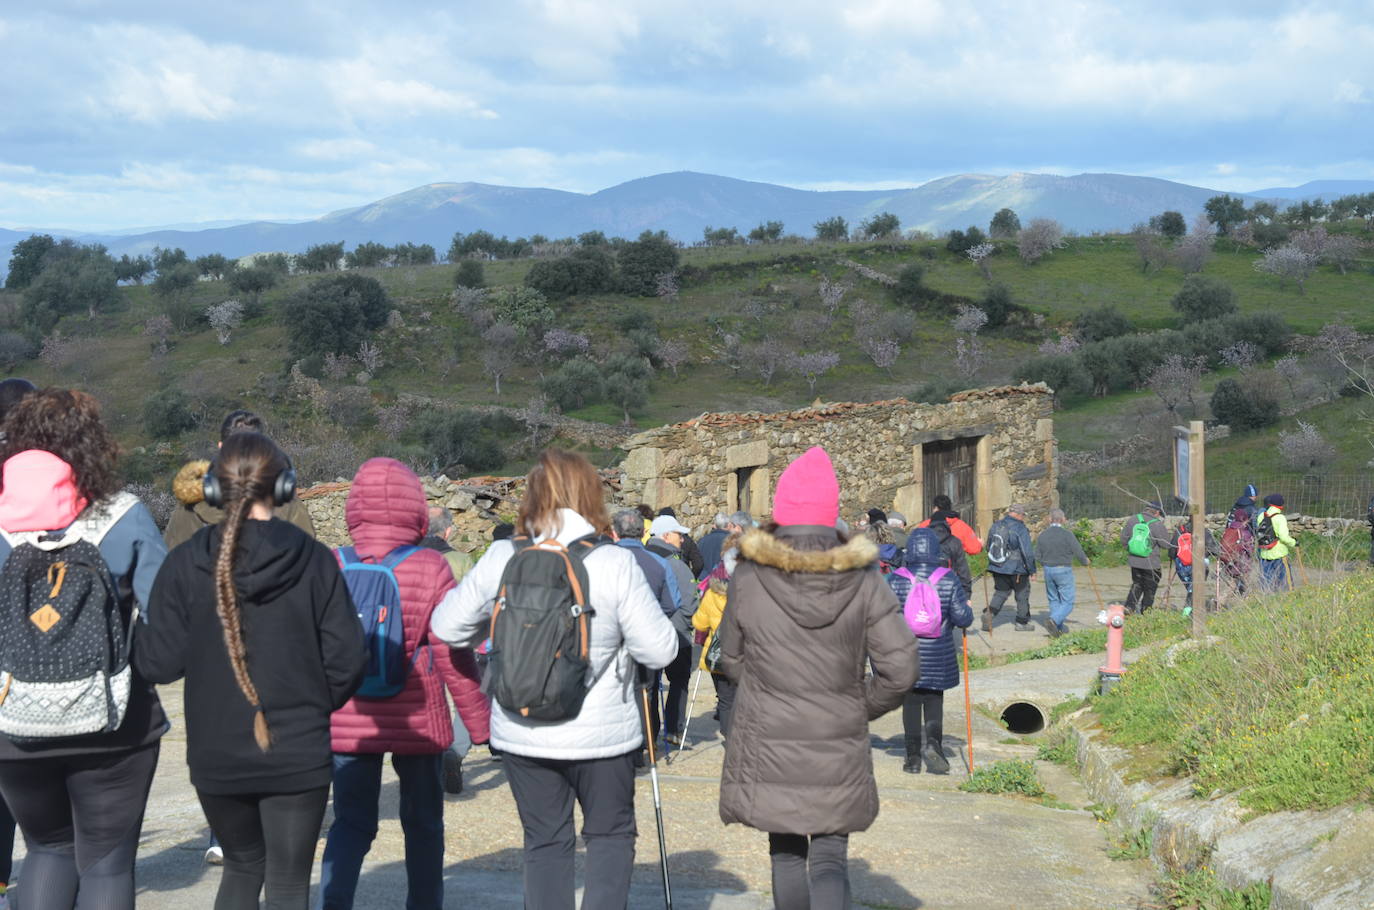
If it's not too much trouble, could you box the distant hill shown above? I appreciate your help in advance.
[1249,179,1374,201]
[4,170,1372,270]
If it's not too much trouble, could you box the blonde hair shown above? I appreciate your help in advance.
[517,449,610,539]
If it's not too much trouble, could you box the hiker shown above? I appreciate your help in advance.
[0,389,169,910]
[887,510,910,551]
[1232,483,1261,526]
[0,377,35,908]
[1034,508,1090,637]
[917,494,983,555]
[610,509,679,757]
[1219,502,1258,596]
[1366,495,1374,568]
[866,510,902,573]
[1257,493,1298,592]
[419,506,483,794]
[318,458,490,910]
[1169,516,1217,605]
[164,410,315,551]
[657,506,704,577]
[886,528,972,775]
[698,510,751,577]
[692,533,740,737]
[136,432,367,910]
[646,513,701,748]
[716,446,918,909]
[928,516,974,604]
[431,449,679,910]
[983,504,1036,631]
[1119,503,1171,613]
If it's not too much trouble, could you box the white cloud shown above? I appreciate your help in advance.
[1213,163,1237,176]
[1334,81,1368,104]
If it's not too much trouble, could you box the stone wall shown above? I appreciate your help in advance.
[618,384,1057,537]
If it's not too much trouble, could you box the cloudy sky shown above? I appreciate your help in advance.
[1,0,1370,232]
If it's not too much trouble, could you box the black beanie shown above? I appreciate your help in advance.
[1264,493,1285,507]
[866,508,887,526]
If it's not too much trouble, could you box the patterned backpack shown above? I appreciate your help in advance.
[0,493,139,741]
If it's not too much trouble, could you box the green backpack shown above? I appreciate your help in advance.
[1127,513,1158,558]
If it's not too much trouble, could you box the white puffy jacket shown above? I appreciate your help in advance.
[430,509,679,760]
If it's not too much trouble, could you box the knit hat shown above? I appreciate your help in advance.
[1146,501,1163,513]
[772,446,839,527]
[1243,484,1257,499]
[866,507,888,527]
[904,527,944,566]
[1264,493,1285,507]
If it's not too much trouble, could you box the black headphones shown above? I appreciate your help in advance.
[203,459,298,509]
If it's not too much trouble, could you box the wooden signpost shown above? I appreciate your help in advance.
[1174,421,1207,638]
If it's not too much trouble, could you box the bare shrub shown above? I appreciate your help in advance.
[323,352,355,381]
[143,315,173,358]
[1254,245,1319,293]
[1278,420,1336,472]
[745,337,790,387]
[206,299,244,345]
[860,337,900,375]
[788,351,840,395]
[356,339,384,374]
[1219,341,1261,372]
[966,242,995,279]
[819,278,849,315]
[1147,353,1206,418]
[1016,218,1066,264]
[1173,215,1215,274]
[481,323,519,395]
[655,338,689,378]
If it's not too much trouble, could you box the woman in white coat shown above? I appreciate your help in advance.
[431,449,677,910]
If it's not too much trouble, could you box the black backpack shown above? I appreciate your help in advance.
[1257,510,1279,550]
[485,535,604,721]
[0,494,139,741]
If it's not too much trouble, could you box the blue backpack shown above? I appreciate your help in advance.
[336,545,422,698]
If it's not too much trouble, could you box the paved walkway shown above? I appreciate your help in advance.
[5,564,1193,908]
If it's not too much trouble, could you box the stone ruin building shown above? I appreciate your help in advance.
[298,383,1058,547]
[618,383,1058,537]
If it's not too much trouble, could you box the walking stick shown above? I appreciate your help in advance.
[1294,547,1311,587]
[1282,557,1294,592]
[962,630,974,774]
[1086,564,1105,610]
[1160,560,1175,611]
[638,677,674,910]
[670,667,705,765]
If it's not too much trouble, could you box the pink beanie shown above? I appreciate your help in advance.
[0,450,88,532]
[772,446,839,527]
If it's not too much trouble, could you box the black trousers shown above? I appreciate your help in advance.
[0,741,159,910]
[902,689,944,754]
[768,833,850,910]
[198,787,330,910]
[988,572,1031,623]
[712,673,738,738]
[662,639,693,736]
[502,750,638,910]
[0,794,13,885]
[1125,567,1162,612]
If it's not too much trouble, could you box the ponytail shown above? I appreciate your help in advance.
[211,431,289,752]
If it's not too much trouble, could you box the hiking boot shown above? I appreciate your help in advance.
[443,751,464,795]
[902,756,921,774]
[981,608,993,632]
[923,744,950,775]
[1013,621,1034,632]
[664,732,682,748]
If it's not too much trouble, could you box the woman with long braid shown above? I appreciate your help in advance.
[136,432,366,909]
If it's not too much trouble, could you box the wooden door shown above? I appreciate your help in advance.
[923,437,978,517]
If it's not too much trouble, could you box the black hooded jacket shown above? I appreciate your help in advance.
[135,518,366,795]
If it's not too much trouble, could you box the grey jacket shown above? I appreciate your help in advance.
[1120,513,1171,570]
[646,537,699,644]
[1035,524,1089,567]
[986,516,1035,576]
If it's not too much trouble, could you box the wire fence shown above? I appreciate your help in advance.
[1058,472,1374,520]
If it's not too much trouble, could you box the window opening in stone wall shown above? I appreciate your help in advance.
[923,436,979,518]
[735,467,755,513]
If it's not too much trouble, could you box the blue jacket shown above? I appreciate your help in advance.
[887,561,973,691]
[697,528,729,578]
[614,538,676,616]
[985,516,1035,576]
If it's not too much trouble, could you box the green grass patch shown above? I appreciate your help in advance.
[958,759,1045,797]
[1093,574,1374,812]
[1155,866,1272,910]
[1003,609,1189,666]
[1106,824,1154,861]
[1035,728,1077,766]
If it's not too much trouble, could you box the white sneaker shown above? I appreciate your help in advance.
[205,844,224,865]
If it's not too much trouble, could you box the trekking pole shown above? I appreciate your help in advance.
[1086,564,1105,610]
[638,674,674,910]
[1294,547,1311,587]
[1160,562,1175,610]
[962,629,974,774]
[671,667,705,765]
[1282,557,1294,592]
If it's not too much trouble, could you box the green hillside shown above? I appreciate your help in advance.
[2,231,1372,499]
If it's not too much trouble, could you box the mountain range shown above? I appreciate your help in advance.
[5,171,1373,269]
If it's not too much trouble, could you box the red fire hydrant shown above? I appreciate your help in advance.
[1098,603,1126,694]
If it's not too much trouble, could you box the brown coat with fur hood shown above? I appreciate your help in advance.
[717,524,918,835]
[163,460,316,550]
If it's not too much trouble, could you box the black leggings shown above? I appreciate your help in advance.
[0,742,159,910]
[902,688,944,753]
[768,833,850,910]
[198,787,330,910]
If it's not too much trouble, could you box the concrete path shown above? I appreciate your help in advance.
[8,644,1156,909]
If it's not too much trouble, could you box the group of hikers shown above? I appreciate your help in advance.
[0,375,1334,910]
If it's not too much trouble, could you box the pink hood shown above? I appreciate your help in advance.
[345,457,427,559]
[0,450,88,532]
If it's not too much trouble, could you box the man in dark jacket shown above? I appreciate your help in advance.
[699,510,751,578]
[1120,502,1172,613]
[611,509,677,617]
[928,518,973,603]
[984,504,1036,631]
[658,507,704,578]
[647,515,700,747]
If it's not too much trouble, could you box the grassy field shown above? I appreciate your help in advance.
[3,229,1372,488]
[1092,573,1374,812]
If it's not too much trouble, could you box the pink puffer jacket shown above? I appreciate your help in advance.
[329,458,490,754]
